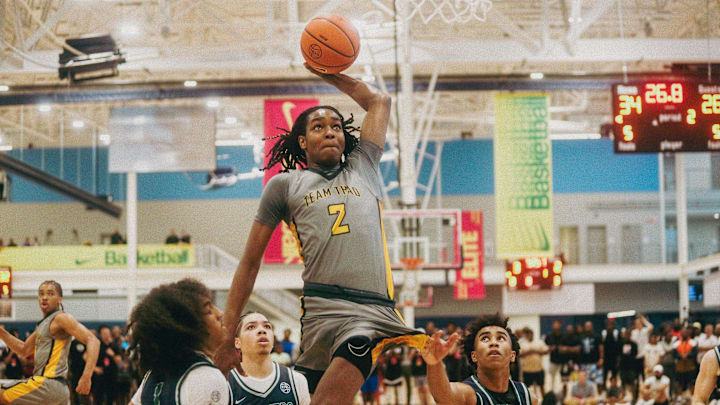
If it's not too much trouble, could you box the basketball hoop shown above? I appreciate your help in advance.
[397,257,432,308]
[400,257,425,270]
[408,0,493,24]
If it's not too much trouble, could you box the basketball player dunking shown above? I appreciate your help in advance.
[0,280,100,405]
[216,64,427,405]
[228,312,310,405]
[421,314,537,405]
[692,344,720,405]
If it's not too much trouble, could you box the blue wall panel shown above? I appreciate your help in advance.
[4,138,659,203]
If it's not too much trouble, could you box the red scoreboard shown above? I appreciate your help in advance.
[612,81,720,153]
[0,267,10,298]
[505,257,563,290]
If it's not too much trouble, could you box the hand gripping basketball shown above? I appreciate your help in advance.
[300,14,360,74]
[214,338,245,377]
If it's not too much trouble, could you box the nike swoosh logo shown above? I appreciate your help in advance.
[75,258,92,265]
[348,342,370,357]
[235,398,246,404]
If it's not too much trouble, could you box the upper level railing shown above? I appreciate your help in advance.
[196,244,301,321]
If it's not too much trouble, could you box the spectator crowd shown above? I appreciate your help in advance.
[0,314,717,405]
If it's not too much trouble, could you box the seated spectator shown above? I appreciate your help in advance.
[32,236,40,246]
[269,342,291,366]
[639,365,670,405]
[7,239,16,247]
[180,230,191,244]
[565,370,599,405]
[110,229,125,245]
[22,237,30,246]
[606,375,627,405]
[165,229,179,244]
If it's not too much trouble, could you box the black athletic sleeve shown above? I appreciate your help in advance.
[254,174,290,228]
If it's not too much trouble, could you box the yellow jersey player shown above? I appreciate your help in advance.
[217,64,427,405]
[0,280,100,405]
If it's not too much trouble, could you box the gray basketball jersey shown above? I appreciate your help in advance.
[256,140,394,299]
[34,310,71,379]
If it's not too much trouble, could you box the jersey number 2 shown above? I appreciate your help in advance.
[328,203,350,235]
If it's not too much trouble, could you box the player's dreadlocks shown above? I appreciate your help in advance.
[264,105,360,172]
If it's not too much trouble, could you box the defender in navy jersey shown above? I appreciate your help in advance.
[421,314,537,405]
[129,279,231,405]
[228,312,310,405]
[218,64,426,405]
[0,281,100,405]
[692,345,720,405]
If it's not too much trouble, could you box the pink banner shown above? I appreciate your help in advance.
[263,99,319,264]
[454,211,485,300]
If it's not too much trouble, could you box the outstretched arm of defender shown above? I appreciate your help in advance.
[305,64,391,149]
[422,332,474,405]
[0,327,36,358]
[693,349,719,405]
[215,220,275,375]
[55,313,100,395]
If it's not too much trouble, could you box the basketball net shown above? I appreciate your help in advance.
[408,0,493,24]
[397,257,424,308]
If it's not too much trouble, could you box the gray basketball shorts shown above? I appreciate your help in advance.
[295,294,428,374]
[1,376,69,405]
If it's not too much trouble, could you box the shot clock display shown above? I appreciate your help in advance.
[612,81,720,153]
[504,256,563,291]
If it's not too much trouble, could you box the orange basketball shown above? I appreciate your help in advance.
[301,14,360,74]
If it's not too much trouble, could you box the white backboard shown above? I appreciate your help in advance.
[109,106,216,173]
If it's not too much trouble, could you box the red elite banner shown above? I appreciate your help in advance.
[263,99,319,264]
[454,211,485,299]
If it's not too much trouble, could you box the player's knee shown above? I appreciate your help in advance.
[296,367,324,394]
[333,336,373,379]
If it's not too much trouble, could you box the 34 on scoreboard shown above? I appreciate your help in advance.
[612,81,720,153]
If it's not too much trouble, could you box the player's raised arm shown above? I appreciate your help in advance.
[0,327,36,358]
[422,331,475,405]
[54,312,100,395]
[305,64,391,149]
[215,220,275,375]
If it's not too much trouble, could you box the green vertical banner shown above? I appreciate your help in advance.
[494,94,553,258]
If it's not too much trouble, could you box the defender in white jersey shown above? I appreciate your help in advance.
[228,312,310,405]
[0,280,100,405]
[422,314,538,405]
[692,345,720,405]
[129,279,231,405]
[217,64,427,405]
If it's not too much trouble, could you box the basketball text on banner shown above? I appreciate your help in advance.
[454,211,485,300]
[494,94,553,258]
[0,245,194,270]
[263,99,319,264]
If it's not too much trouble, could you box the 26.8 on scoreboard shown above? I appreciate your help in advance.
[612,81,720,153]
